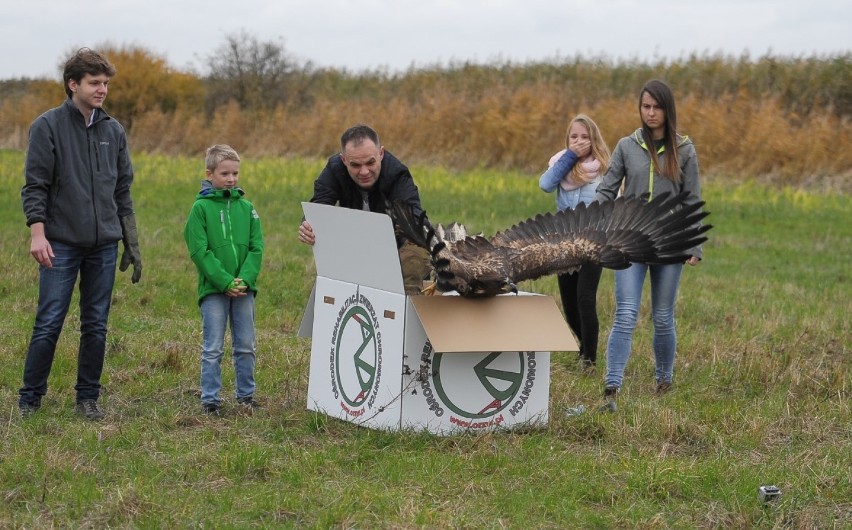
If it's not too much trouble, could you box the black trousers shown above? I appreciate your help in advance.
[557,263,602,364]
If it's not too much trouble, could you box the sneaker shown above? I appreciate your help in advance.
[597,386,618,413]
[655,382,672,395]
[202,403,221,416]
[75,400,105,421]
[237,397,262,410]
[19,399,41,418]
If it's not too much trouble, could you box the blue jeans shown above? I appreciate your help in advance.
[604,262,684,389]
[19,241,118,405]
[200,292,257,405]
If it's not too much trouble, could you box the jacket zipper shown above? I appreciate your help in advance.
[220,201,239,266]
[88,126,101,242]
[637,135,665,201]
[227,199,238,264]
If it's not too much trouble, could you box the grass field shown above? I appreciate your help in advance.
[0,150,849,528]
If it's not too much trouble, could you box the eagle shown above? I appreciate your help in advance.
[389,192,711,298]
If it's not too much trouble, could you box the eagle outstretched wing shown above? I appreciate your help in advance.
[389,192,711,298]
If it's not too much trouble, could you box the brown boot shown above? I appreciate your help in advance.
[655,381,672,395]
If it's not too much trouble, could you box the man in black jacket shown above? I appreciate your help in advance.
[298,124,430,294]
[19,48,142,421]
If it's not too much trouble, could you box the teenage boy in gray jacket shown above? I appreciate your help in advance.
[18,48,142,421]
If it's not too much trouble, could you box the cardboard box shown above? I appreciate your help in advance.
[298,203,578,434]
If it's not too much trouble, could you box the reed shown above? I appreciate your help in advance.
[1,52,849,190]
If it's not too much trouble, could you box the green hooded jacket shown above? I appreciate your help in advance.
[184,180,264,304]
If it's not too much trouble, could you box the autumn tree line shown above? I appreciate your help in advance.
[1,32,849,189]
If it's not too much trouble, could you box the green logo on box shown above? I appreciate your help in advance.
[333,295,383,412]
[432,351,528,420]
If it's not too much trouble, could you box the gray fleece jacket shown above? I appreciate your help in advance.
[21,98,135,247]
[595,128,704,259]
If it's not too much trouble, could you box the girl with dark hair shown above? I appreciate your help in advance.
[594,80,705,411]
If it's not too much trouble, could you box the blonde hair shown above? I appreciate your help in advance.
[205,144,240,171]
[564,114,611,184]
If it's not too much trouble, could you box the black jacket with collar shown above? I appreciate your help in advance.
[310,150,424,218]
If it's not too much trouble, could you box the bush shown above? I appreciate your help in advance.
[1,44,849,190]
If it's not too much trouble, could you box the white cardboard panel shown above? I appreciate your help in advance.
[305,276,406,431]
[297,281,316,338]
[302,202,404,294]
[351,283,407,430]
[306,277,357,417]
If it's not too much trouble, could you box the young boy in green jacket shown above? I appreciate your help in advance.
[184,145,264,415]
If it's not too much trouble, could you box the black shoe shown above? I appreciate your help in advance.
[202,403,221,416]
[19,399,41,418]
[655,381,672,395]
[237,397,261,410]
[597,386,618,413]
[75,400,105,421]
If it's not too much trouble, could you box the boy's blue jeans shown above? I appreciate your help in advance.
[19,241,117,405]
[604,262,684,390]
[200,292,257,405]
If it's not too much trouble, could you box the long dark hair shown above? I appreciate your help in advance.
[639,79,680,182]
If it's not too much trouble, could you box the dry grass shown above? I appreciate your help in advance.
[2,54,850,191]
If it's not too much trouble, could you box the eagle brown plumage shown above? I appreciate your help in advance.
[389,192,711,298]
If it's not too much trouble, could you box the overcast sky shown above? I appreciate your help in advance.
[3,0,850,79]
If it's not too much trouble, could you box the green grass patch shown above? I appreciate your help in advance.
[0,150,849,528]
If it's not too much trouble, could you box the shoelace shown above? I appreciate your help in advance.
[80,401,102,414]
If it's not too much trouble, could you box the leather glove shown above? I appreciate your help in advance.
[119,213,142,283]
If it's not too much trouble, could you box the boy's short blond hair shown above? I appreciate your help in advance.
[205,144,240,171]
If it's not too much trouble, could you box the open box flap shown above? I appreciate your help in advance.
[297,281,316,338]
[409,294,579,353]
[302,202,404,294]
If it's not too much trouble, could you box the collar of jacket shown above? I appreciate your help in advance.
[631,128,690,152]
[198,186,246,200]
[62,98,112,126]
